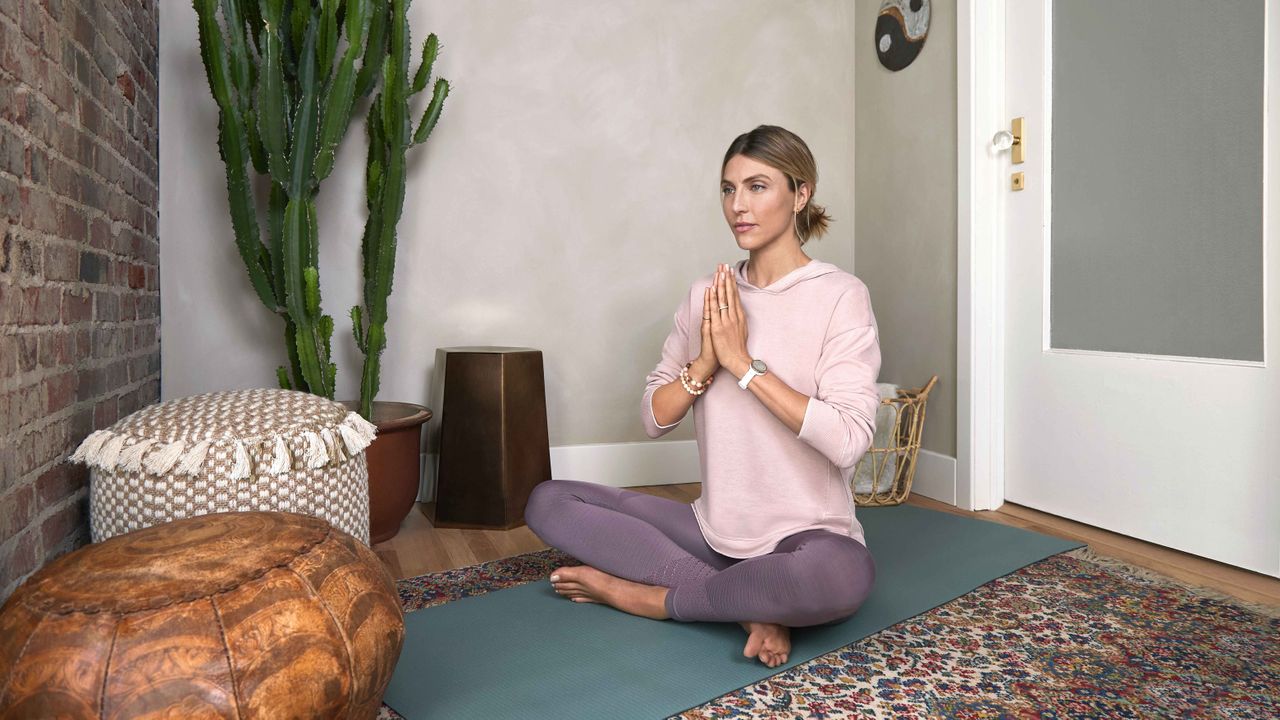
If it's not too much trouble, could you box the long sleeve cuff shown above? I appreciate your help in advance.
[797,396,873,469]
[643,385,682,438]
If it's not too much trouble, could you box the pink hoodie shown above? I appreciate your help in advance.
[641,258,881,558]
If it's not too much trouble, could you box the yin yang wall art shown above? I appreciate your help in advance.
[876,0,931,71]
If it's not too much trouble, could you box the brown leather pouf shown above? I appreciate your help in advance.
[0,511,404,719]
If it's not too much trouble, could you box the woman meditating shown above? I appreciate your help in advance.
[525,125,879,668]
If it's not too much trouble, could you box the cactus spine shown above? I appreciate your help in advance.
[194,0,450,420]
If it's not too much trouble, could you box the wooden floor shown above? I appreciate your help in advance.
[373,483,1280,609]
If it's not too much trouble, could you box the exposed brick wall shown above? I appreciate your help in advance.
[0,0,159,600]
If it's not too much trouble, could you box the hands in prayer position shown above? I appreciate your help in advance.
[694,263,752,382]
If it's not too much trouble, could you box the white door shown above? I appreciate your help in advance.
[1002,0,1280,577]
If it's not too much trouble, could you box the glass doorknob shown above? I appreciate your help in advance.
[991,130,1015,151]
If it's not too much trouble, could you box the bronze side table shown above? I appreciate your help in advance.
[431,347,551,530]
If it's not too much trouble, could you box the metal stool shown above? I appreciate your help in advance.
[431,347,551,529]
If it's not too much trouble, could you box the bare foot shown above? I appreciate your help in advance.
[738,620,791,668]
[549,565,670,620]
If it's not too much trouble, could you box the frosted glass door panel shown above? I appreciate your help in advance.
[1049,0,1263,361]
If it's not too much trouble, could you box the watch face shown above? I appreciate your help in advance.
[751,359,767,373]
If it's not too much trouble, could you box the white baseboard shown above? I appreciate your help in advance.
[417,440,698,502]
[419,442,959,507]
[907,448,959,506]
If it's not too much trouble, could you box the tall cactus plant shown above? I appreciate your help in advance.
[194,0,450,420]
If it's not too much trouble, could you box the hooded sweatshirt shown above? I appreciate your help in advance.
[641,257,881,558]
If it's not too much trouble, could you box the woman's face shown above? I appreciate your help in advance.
[720,154,806,249]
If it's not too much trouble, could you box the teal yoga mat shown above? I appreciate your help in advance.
[383,503,1085,719]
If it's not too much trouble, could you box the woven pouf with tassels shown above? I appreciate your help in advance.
[68,388,378,544]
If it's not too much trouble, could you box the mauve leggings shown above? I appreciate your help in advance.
[524,479,876,627]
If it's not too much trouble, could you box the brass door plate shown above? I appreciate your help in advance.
[1012,117,1025,164]
[1011,172,1024,191]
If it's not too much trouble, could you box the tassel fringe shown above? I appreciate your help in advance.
[98,433,127,468]
[119,438,156,473]
[177,440,211,475]
[69,430,112,464]
[143,440,186,475]
[303,432,327,469]
[337,423,364,455]
[320,428,340,463]
[230,440,251,480]
[345,411,379,445]
[67,409,378,481]
[336,411,379,456]
[269,436,292,475]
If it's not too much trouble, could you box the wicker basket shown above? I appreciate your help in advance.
[851,375,938,507]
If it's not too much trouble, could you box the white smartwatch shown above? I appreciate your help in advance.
[738,358,768,389]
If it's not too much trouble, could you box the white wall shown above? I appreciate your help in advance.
[159,1,857,465]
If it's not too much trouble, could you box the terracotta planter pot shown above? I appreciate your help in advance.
[341,400,432,544]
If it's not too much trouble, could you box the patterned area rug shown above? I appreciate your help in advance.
[378,546,1280,719]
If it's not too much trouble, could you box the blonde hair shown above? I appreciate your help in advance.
[721,125,832,245]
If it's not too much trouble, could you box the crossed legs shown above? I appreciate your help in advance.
[524,479,876,664]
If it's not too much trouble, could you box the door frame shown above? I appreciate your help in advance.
[956,0,1008,512]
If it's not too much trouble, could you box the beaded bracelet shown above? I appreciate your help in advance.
[679,362,713,396]
[679,369,705,396]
